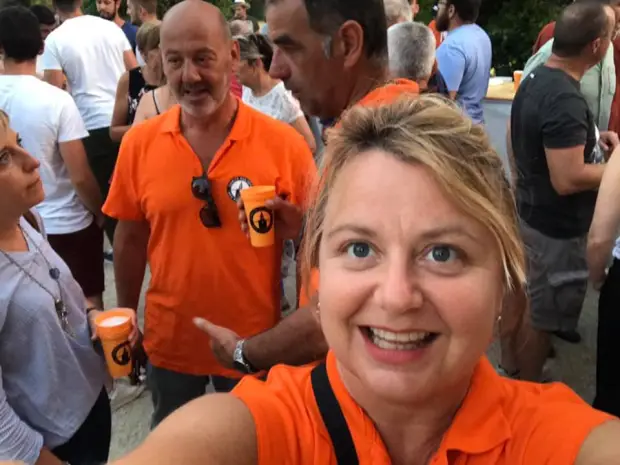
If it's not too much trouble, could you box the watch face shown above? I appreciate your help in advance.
[234,360,249,374]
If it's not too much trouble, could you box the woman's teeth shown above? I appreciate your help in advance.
[367,327,436,350]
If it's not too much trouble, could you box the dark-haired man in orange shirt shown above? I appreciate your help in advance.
[103,0,314,427]
[197,0,419,375]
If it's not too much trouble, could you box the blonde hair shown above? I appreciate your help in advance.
[302,94,526,304]
[136,22,160,55]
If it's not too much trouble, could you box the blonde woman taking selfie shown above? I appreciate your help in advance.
[112,96,619,465]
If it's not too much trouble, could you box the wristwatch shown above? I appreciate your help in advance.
[233,339,258,374]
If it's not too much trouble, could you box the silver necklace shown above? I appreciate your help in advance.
[0,228,74,337]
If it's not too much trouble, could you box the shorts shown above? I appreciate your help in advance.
[47,220,105,297]
[520,221,588,333]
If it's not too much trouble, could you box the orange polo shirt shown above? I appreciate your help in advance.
[429,19,443,48]
[103,103,315,377]
[298,79,420,308]
[234,351,614,464]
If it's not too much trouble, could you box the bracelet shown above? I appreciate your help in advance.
[85,306,100,315]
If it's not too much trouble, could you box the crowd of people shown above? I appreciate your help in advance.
[1,0,620,463]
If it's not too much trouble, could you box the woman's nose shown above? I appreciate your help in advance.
[377,259,423,314]
[20,149,40,172]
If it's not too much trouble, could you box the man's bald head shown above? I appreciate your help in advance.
[162,0,231,44]
[160,0,239,119]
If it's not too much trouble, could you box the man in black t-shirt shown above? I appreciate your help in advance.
[508,0,618,382]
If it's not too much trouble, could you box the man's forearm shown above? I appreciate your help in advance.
[244,305,328,370]
[587,239,614,284]
[73,178,103,217]
[570,164,606,193]
[36,448,63,465]
[113,223,148,310]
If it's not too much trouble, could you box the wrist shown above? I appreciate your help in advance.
[233,339,259,374]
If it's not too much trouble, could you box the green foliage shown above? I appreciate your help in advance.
[479,0,569,75]
[78,0,572,77]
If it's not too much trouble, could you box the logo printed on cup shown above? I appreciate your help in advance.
[112,341,132,366]
[249,206,274,234]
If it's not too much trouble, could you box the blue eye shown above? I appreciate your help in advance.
[425,245,457,263]
[0,150,10,165]
[346,242,373,259]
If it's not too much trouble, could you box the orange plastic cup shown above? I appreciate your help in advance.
[513,70,523,90]
[95,309,134,379]
[241,186,276,248]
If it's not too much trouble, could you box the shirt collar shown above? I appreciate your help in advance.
[159,99,251,142]
[326,353,511,458]
[438,357,512,455]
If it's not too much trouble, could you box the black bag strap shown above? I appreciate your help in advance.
[311,362,359,465]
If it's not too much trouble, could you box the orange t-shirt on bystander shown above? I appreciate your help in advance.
[233,351,614,464]
[428,19,443,48]
[103,102,316,378]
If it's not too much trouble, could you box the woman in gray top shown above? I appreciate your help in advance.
[0,110,137,465]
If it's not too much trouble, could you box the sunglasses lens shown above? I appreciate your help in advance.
[200,204,222,228]
[192,177,211,200]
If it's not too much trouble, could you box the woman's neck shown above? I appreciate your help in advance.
[0,216,27,252]
[142,64,164,87]
[250,71,278,97]
[339,364,471,465]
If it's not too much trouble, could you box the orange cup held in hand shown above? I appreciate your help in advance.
[95,309,134,379]
[241,185,276,247]
[513,70,524,90]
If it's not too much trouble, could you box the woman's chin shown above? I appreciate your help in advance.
[360,365,438,404]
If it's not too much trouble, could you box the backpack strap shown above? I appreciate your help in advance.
[311,362,359,465]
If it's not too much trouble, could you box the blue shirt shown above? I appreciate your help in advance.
[121,21,138,52]
[436,24,492,124]
[0,216,106,464]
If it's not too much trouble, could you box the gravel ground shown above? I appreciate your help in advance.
[103,260,601,460]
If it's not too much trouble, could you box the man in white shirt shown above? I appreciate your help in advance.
[42,0,137,244]
[29,4,56,78]
[0,5,105,306]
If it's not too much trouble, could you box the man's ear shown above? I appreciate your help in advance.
[230,39,240,71]
[337,20,364,69]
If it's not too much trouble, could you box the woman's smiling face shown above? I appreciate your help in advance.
[318,149,504,404]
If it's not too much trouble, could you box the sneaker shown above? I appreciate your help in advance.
[109,378,146,411]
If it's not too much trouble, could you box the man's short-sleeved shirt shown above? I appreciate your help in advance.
[511,66,601,239]
[121,20,138,52]
[0,75,91,235]
[103,102,316,377]
[42,15,131,130]
[436,24,492,124]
